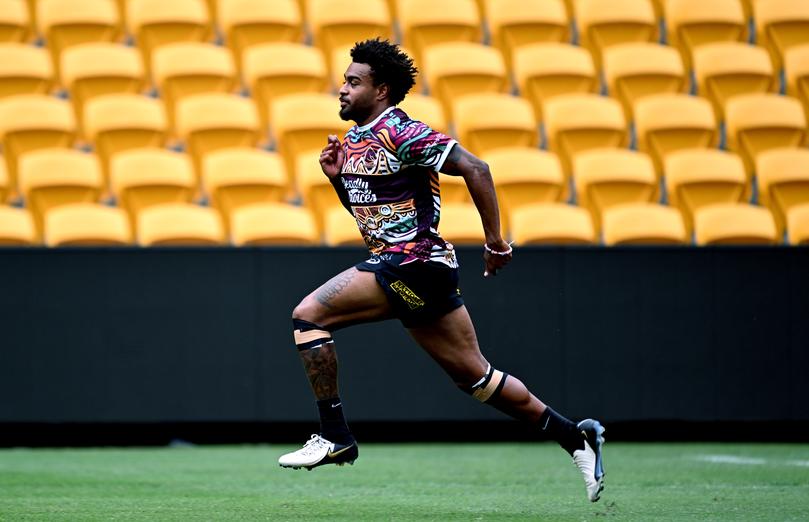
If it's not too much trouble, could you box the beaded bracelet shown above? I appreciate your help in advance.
[484,241,514,256]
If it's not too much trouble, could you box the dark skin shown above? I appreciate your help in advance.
[293,61,547,423]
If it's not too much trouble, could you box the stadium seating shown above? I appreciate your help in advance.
[0,43,53,98]
[0,163,7,203]
[664,0,747,69]
[664,149,747,233]
[574,0,657,68]
[137,202,225,246]
[151,42,237,134]
[229,202,319,246]
[755,148,809,238]
[724,93,807,181]
[573,149,658,232]
[787,202,809,244]
[270,93,348,185]
[218,0,303,71]
[784,43,809,118]
[754,0,809,71]
[512,43,598,122]
[398,0,481,64]
[174,93,261,183]
[127,0,212,74]
[602,203,688,245]
[694,203,778,245]
[692,43,775,122]
[398,94,449,134]
[633,94,717,176]
[83,93,168,187]
[438,173,470,204]
[436,202,486,245]
[43,202,131,246]
[110,148,195,225]
[323,206,363,246]
[0,205,36,245]
[37,0,121,83]
[543,93,627,175]
[202,148,287,229]
[308,0,392,58]
[0,0,30,43]
[0,94,76,200]
[295,151,345,231]
[242,43,329,132]
[452,93,537,157]
[422,42,508,119]
[485,0,569,70]
[602,43,686,119]
[509,203,596,244]
[60,43,145,135]
[18,148,103,235]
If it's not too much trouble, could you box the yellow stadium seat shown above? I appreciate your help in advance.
[574,0,657,68]
[755,0,809,71]
[137,203,225,246]
[633,94,717,176]
[271,93,348,185]
[693,43,775,122]
[602,43,686,119]
[0,0,30,43]
[323,206,363,246]
[543,93,627,175]
[175,93,261,183]
[0,94,75,200]
[398,0,481,64]
[423,42,508,119]
[0,205,35,245]
[785,43,809,119]
[110,148,195,225]
[484,147,566,227]
[438,174,470,204]
[127,0,212,73]
[83,93,167,187]
[398,93,448,134]
[152,42,237,134]
[0,43,53,98]
[437,202,486,245]
[664,149,746,233]
[509,203,596,244]
[295,151,344,231]
[18,148,103,235]
[694,203,777,245]
[452,93,538,157]
[786,202,809,244]
[725,93,807,182]
[740,0,753,20]
[664,0,747,70]
[229,202,319,246]
[202,148,287,229]
[60,43,145,135]
[308,0,392,57]
[37,0,121,82]
[573,149,658,232]
[0,162,7,203]
[485,0,569,70]
[756,147,809,238]
[602,203,687,245]
[513,43,598,122]
[242,43,329,133]
[218,0,303,70]
[44,202,131,246]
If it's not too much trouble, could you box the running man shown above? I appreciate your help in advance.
[278,38,606,502]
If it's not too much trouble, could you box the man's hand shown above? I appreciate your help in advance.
[483,239,513,278]
[319,135,345,178]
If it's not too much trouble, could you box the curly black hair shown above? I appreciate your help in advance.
[350,38,418,105]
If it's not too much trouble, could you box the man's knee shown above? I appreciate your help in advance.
[459,364,509,403]
[291,316,333,351]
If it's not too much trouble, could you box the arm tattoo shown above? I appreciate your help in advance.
[300,342,339,399]
[314,269,357,309]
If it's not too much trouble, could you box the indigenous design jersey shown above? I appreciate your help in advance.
[338,106,459,267]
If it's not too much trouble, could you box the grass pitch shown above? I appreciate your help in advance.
[1,442,808,521]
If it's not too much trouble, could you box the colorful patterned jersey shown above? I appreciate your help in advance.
[337,106,459,267]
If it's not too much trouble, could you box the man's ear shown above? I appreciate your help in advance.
[376,83,390,102]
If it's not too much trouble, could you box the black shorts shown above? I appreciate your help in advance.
[355,253,464,328]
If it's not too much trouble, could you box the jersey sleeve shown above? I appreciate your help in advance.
[384,111,457,171]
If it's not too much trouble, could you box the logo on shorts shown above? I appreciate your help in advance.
[389,280,425,310]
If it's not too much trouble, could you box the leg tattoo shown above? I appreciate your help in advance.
[315,270,357,309]
[300,341,339,400]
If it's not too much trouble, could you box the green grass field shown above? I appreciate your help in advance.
[1,442,808,521]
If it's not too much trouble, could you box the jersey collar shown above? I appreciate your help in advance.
[354,105,397,132]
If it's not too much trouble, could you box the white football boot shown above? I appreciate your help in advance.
[278,434,358,470]
[572,419,606,502]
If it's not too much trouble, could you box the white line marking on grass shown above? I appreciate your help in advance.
[787,460,809,467]
[696,455,767,465]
